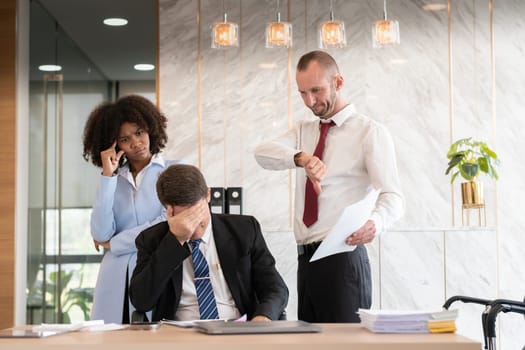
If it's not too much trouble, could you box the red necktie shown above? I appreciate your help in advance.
[303,121,335,227]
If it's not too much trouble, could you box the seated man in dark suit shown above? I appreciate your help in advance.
[129,164,288,321]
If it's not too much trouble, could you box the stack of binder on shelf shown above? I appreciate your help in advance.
[358,308,458,334]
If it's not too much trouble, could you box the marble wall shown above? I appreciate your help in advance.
[159,1,525,349]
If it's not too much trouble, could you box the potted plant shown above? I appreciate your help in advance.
[445,137,500,208]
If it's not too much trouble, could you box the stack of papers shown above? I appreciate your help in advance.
[358,308,458,334]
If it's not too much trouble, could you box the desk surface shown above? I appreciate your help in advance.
[0,324,480,350]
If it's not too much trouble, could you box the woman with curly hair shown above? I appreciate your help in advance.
[83,94,183,323]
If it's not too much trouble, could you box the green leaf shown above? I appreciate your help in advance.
[450,171,460,183]
[447,147,465,159]
[446,144,457,158]
[478,157,489,173]
[446,162,457,175]
[446,153,465,175]
[481,145,497,159]
[460,163,478,180]
[447,152,465,163]
[492,167,499,180]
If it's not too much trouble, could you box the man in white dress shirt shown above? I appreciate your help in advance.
[254,50,404,323]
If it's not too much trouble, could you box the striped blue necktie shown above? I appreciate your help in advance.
[190,239,219,320]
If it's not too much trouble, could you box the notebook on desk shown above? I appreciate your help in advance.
[194,320,322,335]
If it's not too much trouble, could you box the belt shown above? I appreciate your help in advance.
[297,241,322,256]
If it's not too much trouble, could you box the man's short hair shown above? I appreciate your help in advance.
[156,164,208,206]
[296,50,340,76]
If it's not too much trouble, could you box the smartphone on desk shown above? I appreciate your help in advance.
[127,322,161,330]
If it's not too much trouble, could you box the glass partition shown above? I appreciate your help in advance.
[27,0,155,323]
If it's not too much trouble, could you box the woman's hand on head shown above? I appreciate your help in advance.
[100,141,125,176]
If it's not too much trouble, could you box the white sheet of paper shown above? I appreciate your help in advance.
[309,189,379,262]
[32,320,104,332]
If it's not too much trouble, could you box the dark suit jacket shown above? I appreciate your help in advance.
[129,214,288,321]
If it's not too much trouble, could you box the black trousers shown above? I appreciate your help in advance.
[122,268,130,324]
[297,244,372,323]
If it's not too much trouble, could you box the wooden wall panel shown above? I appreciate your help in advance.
[0,0,17,329]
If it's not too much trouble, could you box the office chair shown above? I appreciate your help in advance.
[484,298,525,350]
[442,295,492,350]
[443,295,525,350]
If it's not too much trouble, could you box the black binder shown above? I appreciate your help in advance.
[225,187,242,214]
[209,187,226,214]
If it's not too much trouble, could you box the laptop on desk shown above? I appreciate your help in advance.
[194,320,322,335]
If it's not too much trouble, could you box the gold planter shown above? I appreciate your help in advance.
[460,181,486,226]
[461,181,484,208]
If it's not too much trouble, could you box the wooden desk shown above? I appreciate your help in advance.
[0,324,480,350]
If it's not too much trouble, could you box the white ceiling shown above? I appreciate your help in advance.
[30,0,155,81]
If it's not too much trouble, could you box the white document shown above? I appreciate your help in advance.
[310,189,379,262]
[32,320,104,332]
[81,323,127,332]
[161,314,247,328]
[31,320,125,333]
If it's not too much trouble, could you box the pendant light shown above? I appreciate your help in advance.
[211,0,239,49]
[319,0,346,49]
[265,0,292,48]
[372,0,400,48]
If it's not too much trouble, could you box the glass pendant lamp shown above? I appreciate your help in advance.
[265,0,292,48]
[319,0,346,49]
[372,0,400,48]
[212,1,238,49]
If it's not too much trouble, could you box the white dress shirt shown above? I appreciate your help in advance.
[254,104,404,244]
[175,222,241,321]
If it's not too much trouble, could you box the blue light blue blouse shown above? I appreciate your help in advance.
[90,155,183,323]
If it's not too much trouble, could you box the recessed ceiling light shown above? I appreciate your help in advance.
[103,18,128,26]
[134,64,155,71]
[38,64,62,72]
[422,3,448,11]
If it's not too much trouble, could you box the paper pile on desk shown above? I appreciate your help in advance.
[358,308,458,334]
[32,320,126,332]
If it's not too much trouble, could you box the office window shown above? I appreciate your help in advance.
[27,0,155,323]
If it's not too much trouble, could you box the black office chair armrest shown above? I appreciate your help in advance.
[485,299,525,338]
[443,294,493,350]
[442,295,491,309]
